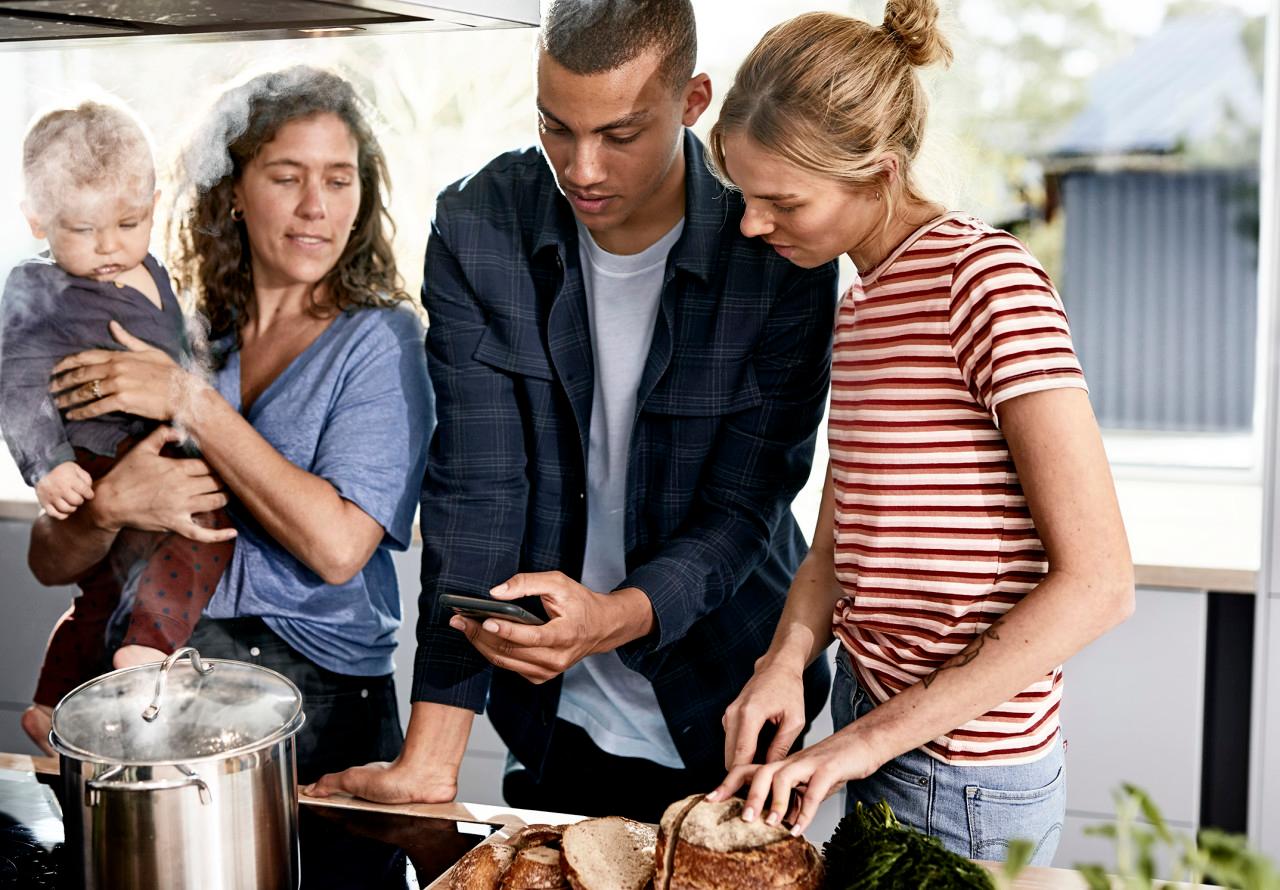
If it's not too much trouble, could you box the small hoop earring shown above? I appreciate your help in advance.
[230,207,244,222]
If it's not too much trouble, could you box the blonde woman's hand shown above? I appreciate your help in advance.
[706,727,883,838]
[50,321,206,424]
[721,657,809,770]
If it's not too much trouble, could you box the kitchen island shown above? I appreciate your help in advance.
[0,753,1112,889]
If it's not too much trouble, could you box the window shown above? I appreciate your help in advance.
[0,0,1274,523]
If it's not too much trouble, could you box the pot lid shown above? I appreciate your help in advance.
[51,649,303,764]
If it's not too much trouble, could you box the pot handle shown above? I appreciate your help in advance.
[86,764,213,807]
[141,647,214,723]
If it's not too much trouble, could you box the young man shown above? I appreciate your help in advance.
[309,0,837,822]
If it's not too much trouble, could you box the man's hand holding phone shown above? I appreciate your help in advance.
[445,572,656,684]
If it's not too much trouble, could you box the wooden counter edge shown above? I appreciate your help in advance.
[1134,563,1256,593]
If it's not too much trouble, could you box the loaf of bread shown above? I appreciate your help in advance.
[508,825,566,851]
[445,796,822,890]
[560,816,657,890]
[448,842,517,890]
[451,824,572,890]
[501,845,570,889]
[655,795,823,890]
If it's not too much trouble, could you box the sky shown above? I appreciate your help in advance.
[1103,0,1272,33]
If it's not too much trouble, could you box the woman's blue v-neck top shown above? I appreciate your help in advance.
[204,302,433,677]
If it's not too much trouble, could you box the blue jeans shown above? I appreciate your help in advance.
[832,649,1066,865]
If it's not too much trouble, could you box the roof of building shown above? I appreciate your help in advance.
[1049,12,1262,158]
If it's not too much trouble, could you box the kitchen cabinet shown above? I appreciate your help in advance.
[1254,594,1280,853]
[0,519,75,754]
[1056,586,1209,866]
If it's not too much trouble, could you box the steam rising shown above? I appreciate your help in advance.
[3,65,369,482]
[173,64,367,203]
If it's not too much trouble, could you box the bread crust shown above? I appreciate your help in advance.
[663,833,816,888]
[508,824,566,851]
[449,842,516,890]
[656,797,823,890]
[655,795,704,890]
[500,845,569,889]
[445,796,822,890]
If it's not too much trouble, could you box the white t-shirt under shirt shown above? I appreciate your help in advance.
[555,218,686,769]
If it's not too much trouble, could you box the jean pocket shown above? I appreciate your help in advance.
[964,766,1066,864]
[851,759,931,835]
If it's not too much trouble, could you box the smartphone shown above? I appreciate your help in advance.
[439,593,546,626]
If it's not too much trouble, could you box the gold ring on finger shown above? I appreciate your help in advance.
[89,379,102,400]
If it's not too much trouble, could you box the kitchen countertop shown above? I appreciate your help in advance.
[1111,475,1261,593]
[0,753,1128,889]
[0,753,554,890]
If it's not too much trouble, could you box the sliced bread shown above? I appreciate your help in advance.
[560,816,657,890]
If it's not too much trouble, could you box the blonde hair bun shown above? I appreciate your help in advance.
[882,0,953,68]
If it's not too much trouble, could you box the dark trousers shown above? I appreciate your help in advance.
[186,617,407,890]
[503,718,727,824]
[185,617,401,784]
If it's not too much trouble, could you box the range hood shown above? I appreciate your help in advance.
[0,0,540,47]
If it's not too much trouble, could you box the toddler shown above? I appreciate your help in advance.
[0,101,233,754]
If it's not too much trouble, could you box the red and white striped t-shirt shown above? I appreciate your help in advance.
[830,212,1088,765]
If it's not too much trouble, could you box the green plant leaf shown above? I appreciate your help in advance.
[1002,839,1034,882]
[1122,784,1175,844]
[823,799,994,889]
[1076,864,1112,890]
[1077,786,1280,890]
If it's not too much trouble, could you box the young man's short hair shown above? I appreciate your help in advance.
[541,0,697,90]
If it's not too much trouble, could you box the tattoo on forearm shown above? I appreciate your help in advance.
[921,621,1003,689]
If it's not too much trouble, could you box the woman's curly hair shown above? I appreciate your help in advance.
[172,66,407,362]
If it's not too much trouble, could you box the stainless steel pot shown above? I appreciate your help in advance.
[51,647,306,889]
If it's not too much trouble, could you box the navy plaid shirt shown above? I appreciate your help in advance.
[412,130,837,776]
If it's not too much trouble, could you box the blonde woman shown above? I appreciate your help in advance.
[704,2,1134,864]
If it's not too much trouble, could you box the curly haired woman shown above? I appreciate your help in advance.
[31,66,433,785]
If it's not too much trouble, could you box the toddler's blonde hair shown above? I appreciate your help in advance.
[22,100,155,225]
